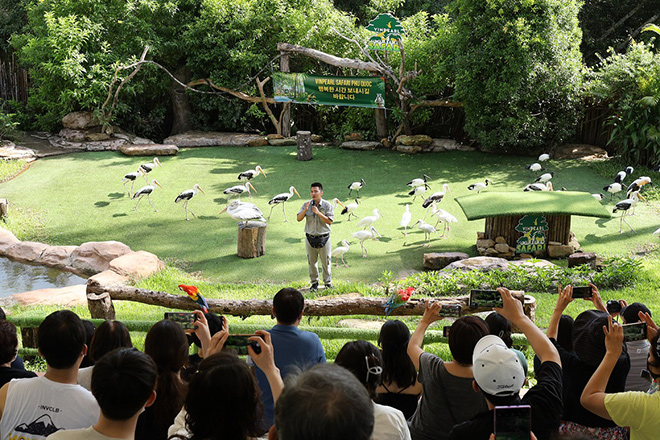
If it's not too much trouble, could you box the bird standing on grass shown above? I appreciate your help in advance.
[267,186,301,221]
[407,174,431,188]
[614,167,634,184]
[223,182,256,200]
[348,179,366,198]
[526,163,543,173]
[352,227,377,257]
[139,158,162,182]
[331,240,350,267]
[341,198,360,221]
[538,153,550,162]
[603,182,624,200]
[356,209,383,237]
[384,287,414,316]
[468,179,492,193]
[535,172,554,184]
[428,204,458,237]
[178,284,209,313]
[591,193,605,201]
[132,180,164,212]
[613,191,642,233]
[524,182,551,192]
[175,184,205,221]
[400,204,412,236]
[122,168,145,197]
[627,176,653,196]
[415,219,437,247]
[409,183,430,201]
[238,165,266,182]
[422,184,453,208]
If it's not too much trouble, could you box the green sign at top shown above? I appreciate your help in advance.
[367,13,406,51]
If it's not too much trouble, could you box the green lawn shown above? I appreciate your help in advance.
[2,146,660,286]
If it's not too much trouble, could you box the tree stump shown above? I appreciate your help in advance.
[0,199,7,219]
[296,131,312,161]
[87,291,116,320]
[21,327,38,348]
[237,222,267,258]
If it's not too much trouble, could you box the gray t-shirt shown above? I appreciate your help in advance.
[299,198,334,235]
[409,352,488,440]
[625,339,652,392]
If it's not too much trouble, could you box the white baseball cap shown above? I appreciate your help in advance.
[472,335,525,396]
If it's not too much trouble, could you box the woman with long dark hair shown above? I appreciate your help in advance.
[376,320,422,418]
[78,320,133,391]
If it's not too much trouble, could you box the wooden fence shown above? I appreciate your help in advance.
[0,52,28,103]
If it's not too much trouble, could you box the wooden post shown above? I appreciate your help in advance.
[280,53,291,137]
[87,291,116,320]
[237,222,267,258]
[296,131,312,161]
[0,199,7,219]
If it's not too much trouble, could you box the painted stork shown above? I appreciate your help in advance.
[139,158,162,182]
[613,191,641,233]
[238,165,266,182]
[356,208,382,237]
[267,186,301,221]
[415,219,437,247]
[220,200,266,225]
[627,176,653,195]
[331,239,350,267]
[408,183,430,201]
[175,184,205,221]
[122,168,145,197]
[614,167,634,184]
[352,227,377,257]
[534,172,554,183]
[132,180,164,212]
[526,163,543,173]
[341,198,360,221]
[223,182,256,200]
[538,153,550,162]
[400,204,412,236]
[468,179,492,193]
[603,182,624,200]
[406,174,431,188]
[348,179,365,198]
[422,184,452,208]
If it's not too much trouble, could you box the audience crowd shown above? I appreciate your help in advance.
[1,284,659,440]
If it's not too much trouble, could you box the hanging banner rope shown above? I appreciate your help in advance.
[273,72,386,109]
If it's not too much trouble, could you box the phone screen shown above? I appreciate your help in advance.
[622,322,647,342]
[164,312,197,330]
[225,334,253,356]
[571,286,592,298]
[470,290,503,308]
[494,405,531,440]
[439,305,461,317]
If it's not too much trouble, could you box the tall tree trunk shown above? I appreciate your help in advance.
[169,64,193,135]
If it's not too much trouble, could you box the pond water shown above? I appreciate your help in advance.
[0,257,87,298]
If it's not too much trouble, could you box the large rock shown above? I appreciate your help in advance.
[443,256,511,272]
[37,245,78,269]
[61,111,99,130]
[547,244,574,258]
[87,270,129,287]
[494,243,510,253]
[396,135,433,146]
[247,138,269,147]
[341,141,383,150]
[0,229,20,255]
[395,145,423,154]
[344,133,364,141]
[108,251,164,279]
[430,138,461,152]
[568,252,597,269]
[2,285,87,307]
[163,131,264,147]
[69,241,133,275]
[4,241,49,263]
[268,138,297,146]
[119,144,179,156]
[0,141,37,161]
[476,239,495,249]
[423,252,470,270]
[553,144,608,160]
[58,128,95,142]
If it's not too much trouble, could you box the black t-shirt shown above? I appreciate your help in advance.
[449,361,563,440]
[0,366,37,388]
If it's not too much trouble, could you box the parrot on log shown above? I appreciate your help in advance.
[178,284,209,313]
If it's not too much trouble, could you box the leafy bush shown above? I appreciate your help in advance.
[449,0,583,153]
[0,111,19,140]
[586,42,660,168]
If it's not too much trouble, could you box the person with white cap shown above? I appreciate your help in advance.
[449,287,563,440]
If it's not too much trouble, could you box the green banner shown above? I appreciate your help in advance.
[273,73,386,109]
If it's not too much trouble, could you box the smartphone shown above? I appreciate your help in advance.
[164,312,197,330]
[470,289,503,308]
[622,322,647,342]
[225,334,262,356]
[443,326,451,338]
[571,286,593,299]
[439,304,462,317]
[494,405,531,440]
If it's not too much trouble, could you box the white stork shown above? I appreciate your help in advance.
[132,180,164,212]
[223,182,256,200]
[400,204,412,236]
[175,184,205,221]
[538,153,550,162]
[613,191,642,233]
[331,239,350,267]
[348,179,365,198]
[408,183,430,201]
[122,168,145,197]
[524,182,551,192]
[139,158,162,182]
[341,198,360,221]
[415,219,437,247]
[356,208,382,237]
[267,186,301,221]
[468,179,492,193]
[422,184,453,208]
[534,172,554,183]
[591,193,605,201]
[220,200,266,226]
[406,174,431,188]
[614,167,634,184]
[238,165,266,182]
[603,182,624,200]
[352,227,377,257]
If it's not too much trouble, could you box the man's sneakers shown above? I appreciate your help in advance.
[310,282,319,292]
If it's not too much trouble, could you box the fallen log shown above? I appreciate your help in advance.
[87,279,529,319]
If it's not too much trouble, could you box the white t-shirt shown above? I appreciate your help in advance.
[0,376,100,440]
[373,402,411,440]
[77,367,94,392]
[48,426,113,440]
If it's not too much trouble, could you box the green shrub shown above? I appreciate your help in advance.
[0,111,19,140]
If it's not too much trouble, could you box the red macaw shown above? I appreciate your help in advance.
[178,284,209,313]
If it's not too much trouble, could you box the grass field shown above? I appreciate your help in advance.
[1,146,660,287]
